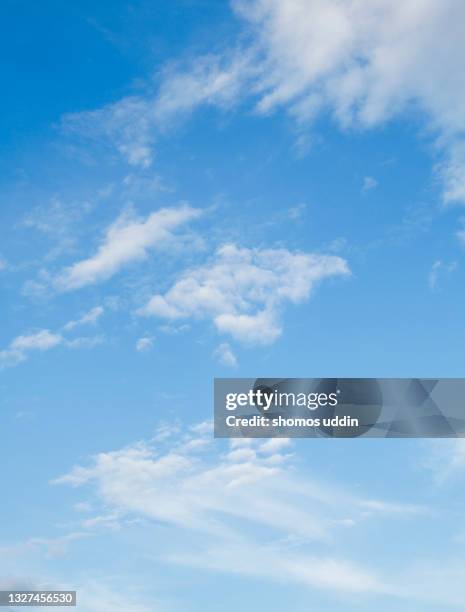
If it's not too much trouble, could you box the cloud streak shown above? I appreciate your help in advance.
[55,205,202,291]
[62,306,104,331]
[0,310,105,369]
[0,330,63,368]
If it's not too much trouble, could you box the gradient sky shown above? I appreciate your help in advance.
[2,1,465,610]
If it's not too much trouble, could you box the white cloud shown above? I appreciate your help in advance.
[66,335,105,349]
[158,323,190,335]
[58,1,465,206]
[441,143,465,205]
[10,330,62,352]
[213,342,237,367]
[231,0,465,204]
[0,330,63,368]
[136,337,154,352]
[138,243,349,345]
[457,218,465,244]
[53,423,424,598]
[362,176,379,193]
[166,538,384,595]
[75,580,156,612]
[428,260,457,290]
[62,96,155,168]
[24,198,93,236]
[22,198,95,262]
[258,437,291,454]
[1,312,106,369]
[55,205,202,291]
[63,306,104,331]
[153,53,251,126]
[74,501,93,513]
[52,430,407,538]
[288,203,307,220]
[426,439,465,483]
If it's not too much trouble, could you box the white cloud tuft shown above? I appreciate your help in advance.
[362,176,379,193]
[428,260,457,290]
[213,343,238,367]
[153,54,251,125]
[0,330,63,368]
[138,243,349,345]
[136,337,154,352]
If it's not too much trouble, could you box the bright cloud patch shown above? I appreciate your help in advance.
[0,311,106,369]
[53,422,427,597]
[0,330,63,368]
[62,96,155,168]
[55,205,202,291]
[232,0,465,203]
[213,342,238,367]
[59,2,465,206]
[136,336,154,352]
[138,244,349,345]
[60,54,249,168]
[428,260,457,291]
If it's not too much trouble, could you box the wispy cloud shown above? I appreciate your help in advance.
[135,336,154,352]
[22,198,95,262]
[288,203,307,220]
[425,439,465,483]
[60,52,250,169]
[428,260,457,290]
[0,330,63,368]
[65,335,105,350]
[54,205,202,291]
[233,0,465,204]
[213,342,237,367]
[165,537,385,595]
[74,580,158,612]
[52,422,427,599]
[457,217,465,244]
[362,176,379,193]
[61,0,465,207]
[61,96,155,168]
[153,53,251,126]
[62,306,104,331]
[1,310,106,369]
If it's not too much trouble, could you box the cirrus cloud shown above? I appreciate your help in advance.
[61,0,465,207]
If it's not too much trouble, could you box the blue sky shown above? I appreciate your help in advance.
[2,1,465,610]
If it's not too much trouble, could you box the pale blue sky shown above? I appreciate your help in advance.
[2,1,465,610]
